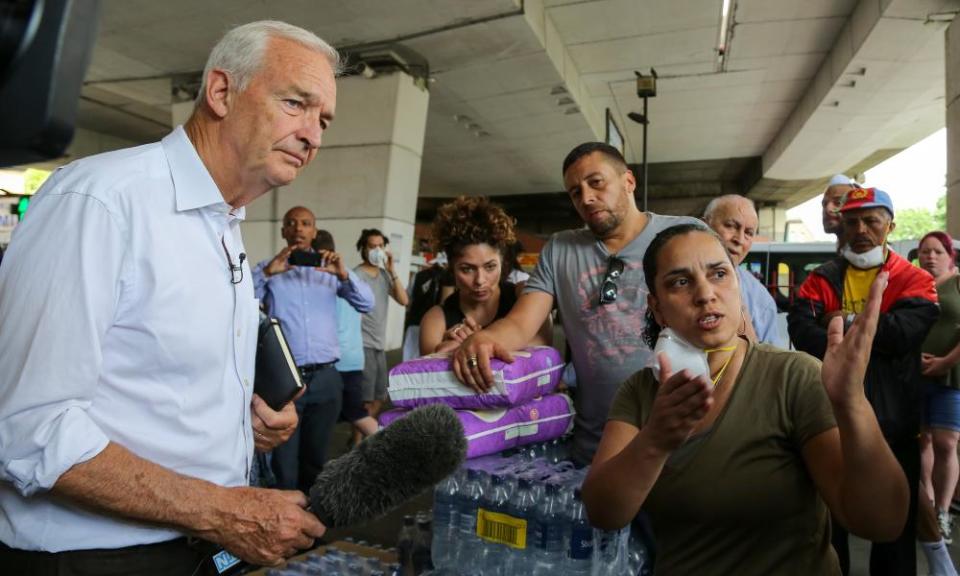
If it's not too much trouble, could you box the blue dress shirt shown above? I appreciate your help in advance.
[739,266,788,348]
[335,297,366,372]
[0,126,258,551]
[253,262,373,366]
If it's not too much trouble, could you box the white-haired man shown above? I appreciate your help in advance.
[0,21,338,573]
[702,194,787,347]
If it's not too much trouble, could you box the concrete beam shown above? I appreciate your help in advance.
[762,0,951,182]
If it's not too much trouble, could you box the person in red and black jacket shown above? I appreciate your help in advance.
[788,187,939,576]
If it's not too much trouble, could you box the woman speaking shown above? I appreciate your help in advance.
[581,223,908,575]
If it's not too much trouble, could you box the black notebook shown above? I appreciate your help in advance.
[255,317,304,410]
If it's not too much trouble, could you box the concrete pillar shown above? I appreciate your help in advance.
[948,19,960,237]
[756,205,788,242]
[171,101,192,127]
[243,71,430,351]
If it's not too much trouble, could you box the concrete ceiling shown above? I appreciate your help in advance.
[59,0,960,214]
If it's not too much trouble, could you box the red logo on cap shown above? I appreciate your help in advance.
[848,188,870,200]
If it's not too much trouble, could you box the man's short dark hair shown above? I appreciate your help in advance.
[313,229,335,252]
[356,228,388,252]
[562,142,628,176]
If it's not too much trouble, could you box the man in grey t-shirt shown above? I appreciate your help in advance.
[454,142,702,464]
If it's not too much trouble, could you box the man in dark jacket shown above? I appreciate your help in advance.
[788,187,938,576]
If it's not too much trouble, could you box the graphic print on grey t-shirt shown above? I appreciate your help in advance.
[575,259,650,364]
[524,213,705,462]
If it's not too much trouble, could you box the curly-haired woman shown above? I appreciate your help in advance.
[419,196,551,355]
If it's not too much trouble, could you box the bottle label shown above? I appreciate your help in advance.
[477,508,527,549]
[569,526,593,560]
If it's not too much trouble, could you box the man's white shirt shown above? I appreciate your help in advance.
[0,126,258,551]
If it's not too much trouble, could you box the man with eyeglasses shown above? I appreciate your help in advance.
[702,194,786,347]
[453,142,703,465]
[253,208,374,493]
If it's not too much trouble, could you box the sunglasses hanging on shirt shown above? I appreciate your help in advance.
[599,256,625,305]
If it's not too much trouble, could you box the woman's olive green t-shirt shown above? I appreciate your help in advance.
[608,342,840,576]
[922,275,960,390]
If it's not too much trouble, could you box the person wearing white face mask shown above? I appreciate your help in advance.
[354,228,409,435]
[788,188,939,576]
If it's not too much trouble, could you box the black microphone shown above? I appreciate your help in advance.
[198,404,465,574]
[308,403,467,528]
[228,252,246,285]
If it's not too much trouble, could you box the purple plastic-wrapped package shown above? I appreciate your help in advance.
[387,346,563,410]
[378,393,574,459]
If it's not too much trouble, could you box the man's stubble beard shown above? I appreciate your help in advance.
[587,210,623,238]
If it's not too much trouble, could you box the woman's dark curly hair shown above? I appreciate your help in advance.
[432,196,517,262]
[641,222,719,348]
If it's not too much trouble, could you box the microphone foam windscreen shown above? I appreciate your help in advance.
[308,403,466,527]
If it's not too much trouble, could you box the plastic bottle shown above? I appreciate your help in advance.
[432,473,460,569]
[397,514,417,576]
[454,469,485,566]
[480,474,511,576]
[532,483,566,576]
[566,489,593,576]
[505,477,538,574]
[627,529,650,576]
[591,526,629,576]
[413,517,435,575]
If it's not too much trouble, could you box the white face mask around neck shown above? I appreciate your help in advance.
[841,244,885,269]
[648,328,737,387]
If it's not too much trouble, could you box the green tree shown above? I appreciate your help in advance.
[935,195,947,230]
[888,195,946,240]
[22,168,51,195]
[890,207,937,240]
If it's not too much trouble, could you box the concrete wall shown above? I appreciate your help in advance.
[948,18,960,237]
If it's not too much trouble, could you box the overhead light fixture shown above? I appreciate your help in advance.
[716,0,736,72]
[557,96,574,106]
[564,106,580,115]
[635,69,657,98]
[549,85,567,95]
[629,69,658,212]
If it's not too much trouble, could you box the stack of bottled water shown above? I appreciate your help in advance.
[264,545,402,575]
[430,439,650,575]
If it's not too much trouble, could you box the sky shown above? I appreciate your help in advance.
[785,128,947,241]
